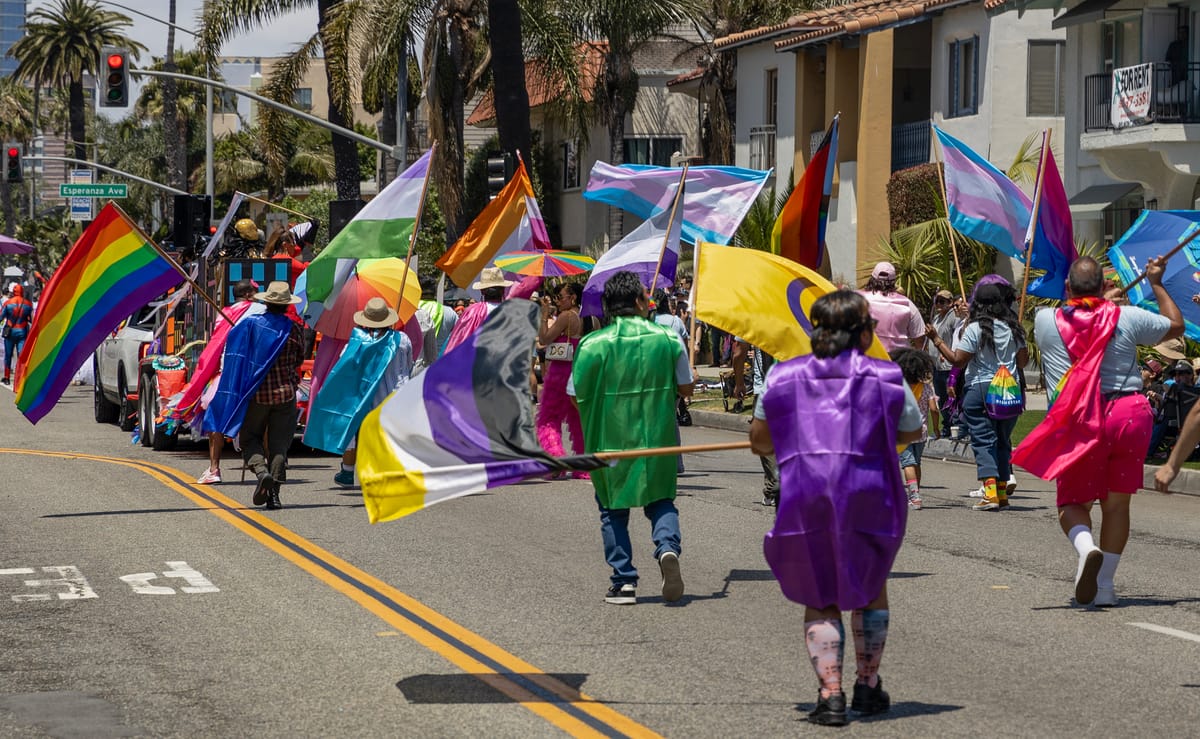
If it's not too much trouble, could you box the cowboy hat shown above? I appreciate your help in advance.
[472,267,515,291]
[254,280,301,305]
[353,297,399,328]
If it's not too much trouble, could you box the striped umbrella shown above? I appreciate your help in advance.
[493,249,595,277]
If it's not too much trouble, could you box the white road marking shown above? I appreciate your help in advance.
[0,568,35,575]
[12,566,98,601]
[162,561,218,594]
[119,573,176,595]
[1128,622,1200,644]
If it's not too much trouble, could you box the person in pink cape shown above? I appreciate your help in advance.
[443,268,515,353]
[1014,256,1182,607]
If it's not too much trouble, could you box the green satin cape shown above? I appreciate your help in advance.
[572,316,683,509]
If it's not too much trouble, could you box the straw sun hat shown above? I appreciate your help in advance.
[353,297,399,328]
[254,281,301,305]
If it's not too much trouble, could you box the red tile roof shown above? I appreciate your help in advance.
[774,0,977,50]
[666,66,705,87]
[713,15,834,50]
[467,42,606,127]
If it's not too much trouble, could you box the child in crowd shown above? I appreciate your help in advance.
[890,347,938,510]
[750,290,923,727]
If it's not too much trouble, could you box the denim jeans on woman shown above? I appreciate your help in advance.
[962,383,1018,481]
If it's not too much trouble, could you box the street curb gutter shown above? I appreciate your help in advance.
[689,410,1200,498]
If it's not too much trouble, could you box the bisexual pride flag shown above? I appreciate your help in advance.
[356,301,603,523]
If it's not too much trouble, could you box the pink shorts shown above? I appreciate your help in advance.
[1056,393,1152,506]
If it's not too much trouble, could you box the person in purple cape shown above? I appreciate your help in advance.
[749,290,923,727]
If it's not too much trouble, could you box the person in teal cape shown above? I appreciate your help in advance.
[303,297,412,487]
[569,271,694,606]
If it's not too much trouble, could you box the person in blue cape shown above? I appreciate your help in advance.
[750,289,923,728]
[203,281,306,510]
[303,297,412,487]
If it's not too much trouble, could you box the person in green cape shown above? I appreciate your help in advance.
[569,271,695,605]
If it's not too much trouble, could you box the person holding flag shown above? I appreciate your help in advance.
[749,289,923,726]
[1014,256,1183,607]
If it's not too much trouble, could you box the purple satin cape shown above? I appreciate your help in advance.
[762,348,908,610]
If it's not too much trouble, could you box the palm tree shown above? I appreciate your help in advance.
[487,0,532,165]
[201,0,364,201]
[0,79,35,235]
[568,0,701,242]
[9,0,145,162]
[134,50,213,191]
[162,0,184,192]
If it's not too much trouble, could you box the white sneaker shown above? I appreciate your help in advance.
[967,485,984,498]
[195,469,222,484]
[1094,586,1119,607]
[659,551,684,603]
[1005,475,1017,498]
[1074,548,1103,605]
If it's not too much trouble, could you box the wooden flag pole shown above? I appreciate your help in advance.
[237,192,313,221]
[113,202,236,326]
[930,125,969,300]
[648,163,689,298]
[1119,224,1200,295]
[396,140,438,316]
[593,440,753,461]
[1018,129,1051,320]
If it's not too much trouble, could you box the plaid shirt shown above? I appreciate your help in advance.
[253,320,306,405]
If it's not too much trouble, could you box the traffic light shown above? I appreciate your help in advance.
[3,144,22,183]
[486,152,513,200]
[100,46,129,107]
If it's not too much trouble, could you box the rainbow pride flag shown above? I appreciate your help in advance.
[16,203,183,424]
[772,115,838,273]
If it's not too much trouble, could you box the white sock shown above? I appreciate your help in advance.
[1068,525,1096,557]
[1098,552,1121,589]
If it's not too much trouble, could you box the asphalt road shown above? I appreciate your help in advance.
[3,383,1200,737]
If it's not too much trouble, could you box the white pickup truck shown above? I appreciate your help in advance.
[94,305,157,432]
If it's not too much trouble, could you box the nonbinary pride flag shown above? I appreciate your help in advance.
[935,125,1031,261]
[16,203,183,423]
[694,244,888,361]
[357,300,603,523]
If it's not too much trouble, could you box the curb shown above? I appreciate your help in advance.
[689,412,1200,498]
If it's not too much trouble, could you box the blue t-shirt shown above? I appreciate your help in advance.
[953,320,1024,387]
[1035,305,1170,394]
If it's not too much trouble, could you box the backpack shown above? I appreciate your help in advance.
[984,365,1025,420]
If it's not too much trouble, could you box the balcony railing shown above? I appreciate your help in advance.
[891,119,931,172]
[1084,62,1200,131]
[749,125,776,171]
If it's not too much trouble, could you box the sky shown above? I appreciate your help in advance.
[29,0,320,58]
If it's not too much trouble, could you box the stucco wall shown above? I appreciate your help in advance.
[731,41,797,182]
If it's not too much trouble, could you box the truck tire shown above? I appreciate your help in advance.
[139,372,177,451]
[118,369,137,432]
[93,355,119,424]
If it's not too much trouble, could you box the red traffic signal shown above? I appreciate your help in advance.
[100,46,129,108]
[4,144,22,183]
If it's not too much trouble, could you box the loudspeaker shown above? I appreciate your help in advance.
[328,198,364,240]
[173,194,212,250]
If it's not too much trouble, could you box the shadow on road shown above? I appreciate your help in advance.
[793,700,963,722]
[397,673,589,704]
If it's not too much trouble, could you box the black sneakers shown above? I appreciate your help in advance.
[605,583,636,605]
[265,485,282,510]
[851,677,891,715]
[252,473,274,507]
[807,692,848,726]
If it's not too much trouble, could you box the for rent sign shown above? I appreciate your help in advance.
[1112,63,1153,128]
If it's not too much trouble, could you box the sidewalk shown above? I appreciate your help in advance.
[688,365,1200,497]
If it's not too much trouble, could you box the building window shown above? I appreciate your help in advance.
[293,87,313,111]
[561,139,580,190]
[765,68,778,127]
[1028,41,1065,116]
[623,136,683,166]
[947,36,979,117]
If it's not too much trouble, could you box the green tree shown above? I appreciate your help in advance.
[10,0,145,163]
[135,49,214,192]
[0,79,35,236]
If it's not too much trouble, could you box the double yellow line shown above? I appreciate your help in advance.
[3,449,661,739]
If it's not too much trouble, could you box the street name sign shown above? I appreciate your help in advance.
[60,183,128,198]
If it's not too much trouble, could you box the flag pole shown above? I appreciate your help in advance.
[237,192,313,221]
[592,440,753,461]
[112,202,236,326]
[930,125,969,300]
[649,163,689,297]
[396,141,437,315]
[1018,129,1051,320]
[1119,224,1200,295]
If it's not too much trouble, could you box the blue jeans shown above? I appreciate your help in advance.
[3,333,26,374]
[962,383,1018,481]
[597,496,681,587]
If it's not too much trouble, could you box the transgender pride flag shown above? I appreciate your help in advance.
[583,161,770,245]
[356,301,603,523]
[935,126,1032,261]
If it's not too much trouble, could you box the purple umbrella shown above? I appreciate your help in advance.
[0,235,33,255]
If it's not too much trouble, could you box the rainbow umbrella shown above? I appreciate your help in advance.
[314,257,421,340]
[493,249,595,277]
